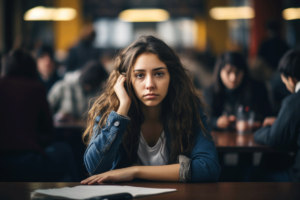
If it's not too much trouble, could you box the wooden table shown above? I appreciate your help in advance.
[211,131,285,152]
[0,182,299,200]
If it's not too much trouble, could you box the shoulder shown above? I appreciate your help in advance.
[94,111,130,124]
[48,80,67,94]
[3,77,45,91]
[282,92,300,108]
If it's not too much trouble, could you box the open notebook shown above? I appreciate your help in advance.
[31,185,177,199]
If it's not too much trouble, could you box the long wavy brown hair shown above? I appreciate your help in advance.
[82,36,208,164]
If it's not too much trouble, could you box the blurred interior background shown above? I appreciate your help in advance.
[1,0,300,182]
[1,0,300,64]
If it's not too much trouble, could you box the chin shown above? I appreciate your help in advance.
[228,85,238,89]
[142,100,161,107]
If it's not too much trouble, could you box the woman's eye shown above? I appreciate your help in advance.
[155,72,164,77]
[136,74,144,78]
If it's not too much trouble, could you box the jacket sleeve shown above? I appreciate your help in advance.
[84,111,130,175]
[254,98,298,148]
[190,108,220,182]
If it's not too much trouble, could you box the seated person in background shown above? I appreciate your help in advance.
[203,52,274,181]
[36,45,61,94]
[48,61,108,121]
[203,52,273,132]
[254,49,300,182]
[0,49,78,181]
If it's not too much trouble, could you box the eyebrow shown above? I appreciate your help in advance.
[133,67,166,72]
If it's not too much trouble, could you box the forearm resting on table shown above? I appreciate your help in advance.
[135,164,180,182]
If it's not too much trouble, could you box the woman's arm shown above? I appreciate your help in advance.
[84,111,130,175]
[189,108,220,182]
[135,164,180,181]
[85,74,132,175]
[81,164,180,184]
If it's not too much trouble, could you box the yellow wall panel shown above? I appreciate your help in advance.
[205,0,229,55]
[54,0,83,52]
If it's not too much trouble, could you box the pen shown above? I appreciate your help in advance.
[85,192,133,200]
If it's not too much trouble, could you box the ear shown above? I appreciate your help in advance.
[288,77,298,87]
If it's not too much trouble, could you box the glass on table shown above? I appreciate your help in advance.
[236,105,255,135]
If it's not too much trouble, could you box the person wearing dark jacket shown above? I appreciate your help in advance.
[203,52,273,131]
[254,49,300,182]
[203,52,273,181]
[0,49,77,181]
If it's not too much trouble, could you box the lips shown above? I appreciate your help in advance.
[144,93,158,97]
[144,93,158,99]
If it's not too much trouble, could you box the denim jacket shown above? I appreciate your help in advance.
[84,108,220,182]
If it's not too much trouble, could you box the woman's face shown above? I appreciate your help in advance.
[220,64,244,89]
[131,53,170,107]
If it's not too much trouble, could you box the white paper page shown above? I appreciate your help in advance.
[32,185,176,199]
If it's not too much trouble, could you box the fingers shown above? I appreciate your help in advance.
[81,175,102,185]
[117,74,126,83]
[81,176,93,184]
[98,176,117,184]
[88,176,102,185]
[98,176,110,183]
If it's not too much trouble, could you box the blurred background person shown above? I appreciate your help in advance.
[36,45,61,94]
[251,20,291,114]
[64,24,102,72]
[254,48,300,182]
[257,20,290,72]
[0,49,78,181]
[204,52,273,131]
[203,52,274,181]
[48,61,109,122]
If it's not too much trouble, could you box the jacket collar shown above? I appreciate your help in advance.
[295,81,300,93]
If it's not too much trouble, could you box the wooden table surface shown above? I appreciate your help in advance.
[0,182,299,200]
[211,131,280,152]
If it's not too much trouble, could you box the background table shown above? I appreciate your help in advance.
[211,131,287,152]
[0,182,299,200]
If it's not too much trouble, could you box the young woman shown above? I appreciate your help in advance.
[81,36,220,184]
[203,52,273,131]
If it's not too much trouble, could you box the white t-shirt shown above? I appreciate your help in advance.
[137,131,169,166]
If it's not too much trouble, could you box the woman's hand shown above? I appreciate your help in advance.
[81,167,138,185]
[217,115,236,129]
[114,75,131,116]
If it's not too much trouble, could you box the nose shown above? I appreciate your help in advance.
[229,72,236,83]
[145,75,155,90]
